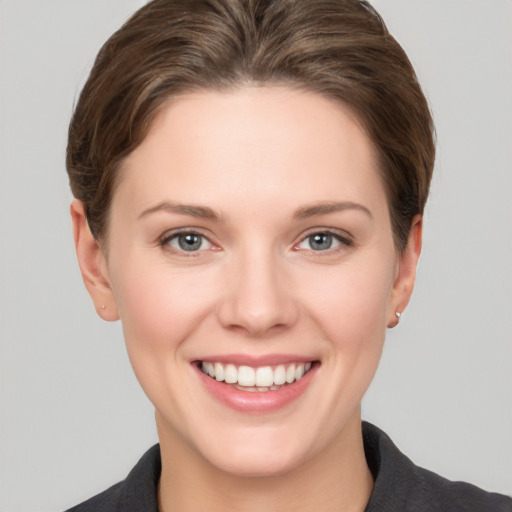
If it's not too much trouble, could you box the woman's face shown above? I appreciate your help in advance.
[76,87,419,476]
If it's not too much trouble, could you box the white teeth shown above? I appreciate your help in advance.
[200,361,314,389]
[238,366,255,387]
[225,364,237,384]
[294,364,305,380]
[214,362,224,382]
[286,364,296,384]
[274,365,286,385]
[255,366,274,387]
[235,384,258,392]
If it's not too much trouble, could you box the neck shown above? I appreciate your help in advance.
[157,411,373,512]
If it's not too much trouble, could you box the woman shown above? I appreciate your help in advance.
[64,0,511,510]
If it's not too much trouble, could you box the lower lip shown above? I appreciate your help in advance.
[194,364,317,413]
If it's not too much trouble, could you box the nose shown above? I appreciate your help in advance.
[217,246,299,337]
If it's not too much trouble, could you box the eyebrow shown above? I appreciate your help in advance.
[138,201,220,220]
[138,200,372,222]
[293,201,373,220]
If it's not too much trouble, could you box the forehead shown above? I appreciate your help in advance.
[114,86,387,219]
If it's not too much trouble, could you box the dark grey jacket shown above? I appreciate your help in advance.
[65,422,512,511]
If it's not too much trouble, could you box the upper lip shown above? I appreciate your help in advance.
[194,354,317,367]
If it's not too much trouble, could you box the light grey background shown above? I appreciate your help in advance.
[0,1,510,510]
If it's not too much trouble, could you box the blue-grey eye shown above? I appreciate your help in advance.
[309,233,334,250]
[297,232,346,251]
[179,233,202,251]
[167,232,211,252]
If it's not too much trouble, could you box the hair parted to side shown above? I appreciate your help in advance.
[66,0,435,251]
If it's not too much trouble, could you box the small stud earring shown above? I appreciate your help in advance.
[101,305,106,310]
[388,311,401,328]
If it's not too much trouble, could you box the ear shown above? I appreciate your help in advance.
[70,200,119,321]
[387,215,423,327]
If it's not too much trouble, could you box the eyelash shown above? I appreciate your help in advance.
[295,230,354,253]
[159,230,215,255]
[159,229,353,255]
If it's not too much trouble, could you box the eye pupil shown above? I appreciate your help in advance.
[178,234,202,251]
[310,233,332,250]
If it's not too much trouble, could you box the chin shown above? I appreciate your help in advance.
[208,447,303,479]
[194,425,315,478]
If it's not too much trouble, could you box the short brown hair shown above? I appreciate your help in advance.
[66,0,435,251]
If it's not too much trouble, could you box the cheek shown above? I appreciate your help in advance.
[299,256,395,418]
[107,258,223,419]
[301,256,395,345]
[109,257,218,359]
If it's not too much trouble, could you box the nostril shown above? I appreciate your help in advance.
[216,266,299,335]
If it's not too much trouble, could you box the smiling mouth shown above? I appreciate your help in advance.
[198,361,315,392]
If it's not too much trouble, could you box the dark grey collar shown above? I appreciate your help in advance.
[67,422,511,511]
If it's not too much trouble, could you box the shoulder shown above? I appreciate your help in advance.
[363,422,512,512]
[63,444,161,512]
[411,465,512,512]
[64,481,123,512]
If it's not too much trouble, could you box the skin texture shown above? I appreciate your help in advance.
[72,87,422,511]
